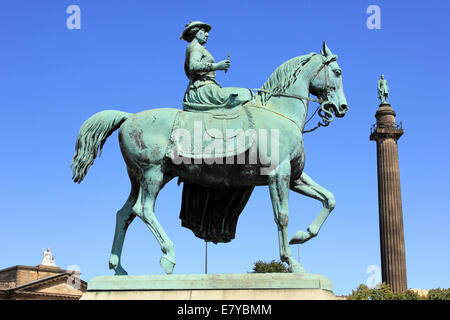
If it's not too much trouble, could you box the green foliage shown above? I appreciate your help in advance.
[347,283,450,300]
[346,284,373,300]
[427,288,450,300]
[396,289,422,300]
[251,260,289,273]
[347,283,398,300]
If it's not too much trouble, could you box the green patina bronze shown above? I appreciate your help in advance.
[378,74,389,102]
[181,21,252,111]
[86,273,333,291]
[82,273,335,299]
[71,22,348,276]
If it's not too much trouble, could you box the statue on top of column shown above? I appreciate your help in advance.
[378,74,389,103]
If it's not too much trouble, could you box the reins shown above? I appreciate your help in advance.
[253,57,336,134]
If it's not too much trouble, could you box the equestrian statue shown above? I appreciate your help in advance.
[71,21,349,275]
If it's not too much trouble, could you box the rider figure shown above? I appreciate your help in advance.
[180,21,253,111]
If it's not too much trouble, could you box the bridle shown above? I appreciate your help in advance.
[255,55,337,134]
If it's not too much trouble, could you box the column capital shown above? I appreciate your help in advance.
[370,127,403,141]
[370,102,403,141]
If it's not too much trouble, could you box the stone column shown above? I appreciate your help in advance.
[370,102,407,293]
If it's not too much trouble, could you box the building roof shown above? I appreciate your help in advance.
[0,265,87,300]
[0,264,68,275]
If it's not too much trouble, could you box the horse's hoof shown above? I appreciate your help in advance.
[109,255,128,275]
[114,267,128,276]
[160,256,175,274]
[109,254,119,269]
[289,230,311,244]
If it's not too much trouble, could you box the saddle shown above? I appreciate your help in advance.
[169,105,255,160]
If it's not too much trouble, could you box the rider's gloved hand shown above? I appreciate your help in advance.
[214,59,230,71]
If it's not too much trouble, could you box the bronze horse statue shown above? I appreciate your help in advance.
[71,42,348,275]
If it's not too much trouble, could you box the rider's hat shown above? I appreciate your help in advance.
[180,21,211,40]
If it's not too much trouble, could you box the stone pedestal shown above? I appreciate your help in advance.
[81,273,336,300]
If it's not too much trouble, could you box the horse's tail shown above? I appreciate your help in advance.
[71,110,131,183]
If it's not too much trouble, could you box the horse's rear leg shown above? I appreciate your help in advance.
[109,196,136,275]
[133,165,176,274]
[289,172,335,244]
[268,160,307,273]
[109,171,139,275]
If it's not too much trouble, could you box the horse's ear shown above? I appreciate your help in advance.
[322,41,333,57]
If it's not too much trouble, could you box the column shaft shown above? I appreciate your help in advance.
[376,137,407,292]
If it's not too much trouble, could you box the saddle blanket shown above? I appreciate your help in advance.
[169,106,255,160]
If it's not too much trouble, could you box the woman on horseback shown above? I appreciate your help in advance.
[180,21,253,110]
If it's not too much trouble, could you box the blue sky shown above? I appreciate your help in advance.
[0,0,449,296]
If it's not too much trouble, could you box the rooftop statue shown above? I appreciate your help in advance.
[71,21,349,276]
[41,248,57,267]
[378,74,389,103]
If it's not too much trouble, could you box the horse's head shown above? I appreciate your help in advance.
[310,42,348,118]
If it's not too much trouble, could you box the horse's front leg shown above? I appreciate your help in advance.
[289,172,335,244]
[268,160,307,273]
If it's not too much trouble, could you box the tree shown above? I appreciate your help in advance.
[347,283,450,300]
[347,283,420,300]
[427,288,450,300]
[346,284,374,300]
[251,260,289,273]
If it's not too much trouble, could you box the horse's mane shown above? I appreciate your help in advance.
[260,53,317,104]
